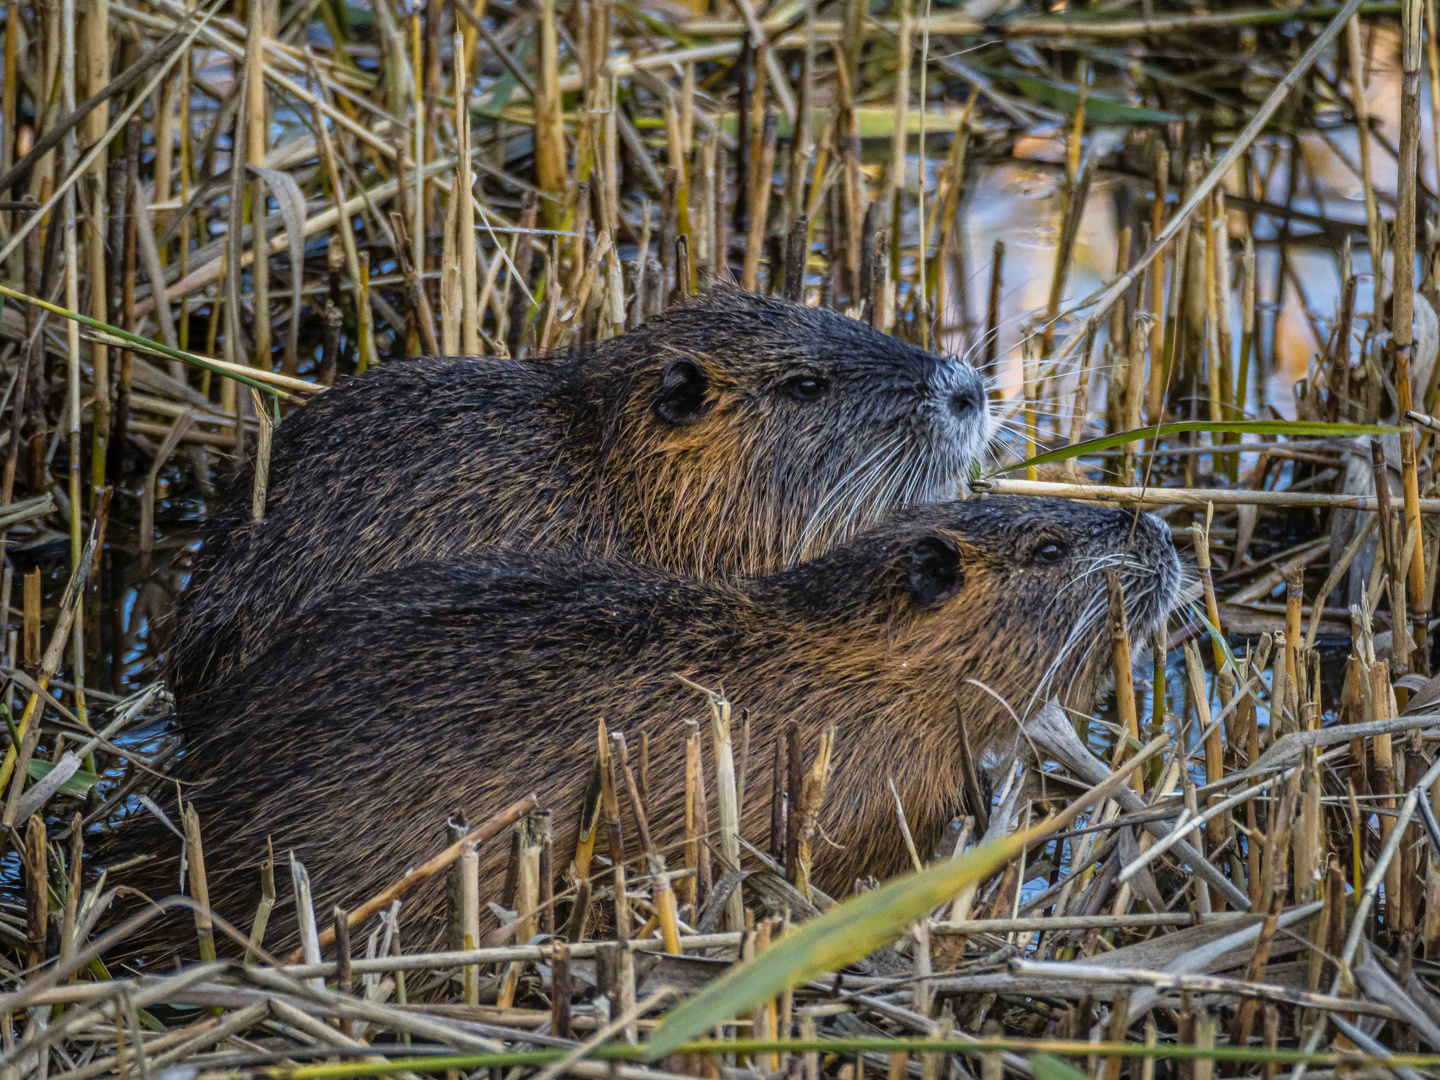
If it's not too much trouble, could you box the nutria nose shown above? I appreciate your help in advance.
[949,385,982,420]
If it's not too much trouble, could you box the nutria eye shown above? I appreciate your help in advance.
[782,375,828,402]
[1033,540,1067,565]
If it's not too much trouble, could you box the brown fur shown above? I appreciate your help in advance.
[169,288,990,708]
[121,497,1179,965]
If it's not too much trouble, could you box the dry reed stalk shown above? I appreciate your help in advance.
[682,723,704,912]
[21,570,37,665]
[1184,643,1226,910]
[1214,186,1234,416]
[246,0,270,371]
[1146,143,1168,423]
[290,854,324,990]
[455,34,479,355]
[794,727,834,898]
[613,734,681,953]
[595,734,638,1043]
[749,917,779,1073]
[300,794,536,960]
[1346,16,1384,309]
[110,121,140,487]
[1022,338,1036,481]
[0,523,96,795]
[1367,660,1401,918]
[181,803,216,963]
[1236,231,1257,416]
[1064,325,1096,483]
[690,681,743,932]
[1123,285,1146,482]
[741,109,777,291]
[0,0,15,187]
[1393,0,1429,674]
[1202,186,1223,442]
[332,906,353,1035]
[1040,59,1087,357]
[886,0,912,285]
[460,841,482,1005]
[244,844,276,963]
[534,0,565,226]
[1104,571,1140,789]
[82,0,108,510]
[1295,738,1322,906]
[1107,225,1132,405]
[1283,569,1303,703]
[23,814,44,973]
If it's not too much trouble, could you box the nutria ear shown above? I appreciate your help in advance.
[655,359,710,425]
[906,536,964,608]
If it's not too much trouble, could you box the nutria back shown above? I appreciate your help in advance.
[128,497,1179,962]
[168,288,990,704]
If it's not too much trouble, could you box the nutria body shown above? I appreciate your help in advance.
[169,288,990,704]
[130,497,1179,960]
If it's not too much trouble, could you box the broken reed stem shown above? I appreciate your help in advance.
[181,802,216,962]
[302,794,536,959]
[614,734,682,953]
[795,727,834,898]
[705,686,745,932]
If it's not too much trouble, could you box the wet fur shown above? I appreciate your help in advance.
[168,288,989,708]
[125,497,1179,962]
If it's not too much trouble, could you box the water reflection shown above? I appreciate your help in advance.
[956,24,1422,420]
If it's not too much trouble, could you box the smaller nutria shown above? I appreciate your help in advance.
[170,287,991,706]
[129,497,1179,961]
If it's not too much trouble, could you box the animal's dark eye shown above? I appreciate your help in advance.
[1033,540,1067,565]
[782,374,828,402]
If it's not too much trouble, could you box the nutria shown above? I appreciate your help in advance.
[169,287,991,704]
[128,496,1180,960]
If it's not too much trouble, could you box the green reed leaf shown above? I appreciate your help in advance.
[1030,1055,1094,1080]
[994,420,1401,475]
[0,283,286,399]
[644,827,1039,1060]
[27,759,100,797]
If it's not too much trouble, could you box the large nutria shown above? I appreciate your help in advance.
[129,497,1180,960]
[169,287,991,704]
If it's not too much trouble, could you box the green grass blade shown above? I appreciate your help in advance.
[645,736,1168,1061]
[992,420,1400,475]
[1030,1055,1094,1080]
[643,828,1038,1060]
[1195,609,1242,681]
[27,759,100,796]
[0,282,285,398]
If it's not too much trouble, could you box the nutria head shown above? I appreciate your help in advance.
[769,496,1183,745]
[589,287,991,575]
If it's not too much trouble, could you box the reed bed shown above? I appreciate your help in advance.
[3,0,1440,1073]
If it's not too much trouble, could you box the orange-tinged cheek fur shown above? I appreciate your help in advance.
[624,397,816,578]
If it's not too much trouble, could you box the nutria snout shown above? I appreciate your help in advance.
[168,287,991,708]
[124,496,1178,963]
